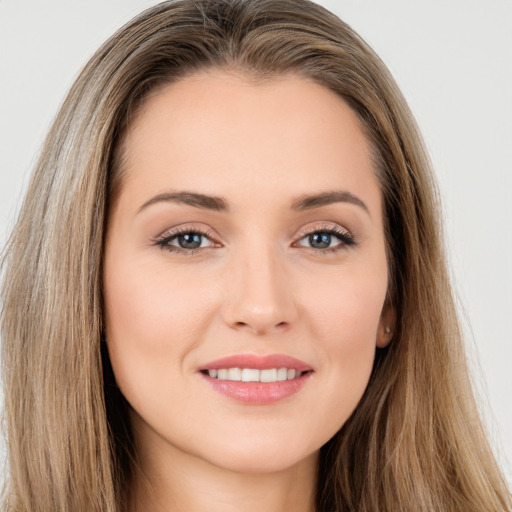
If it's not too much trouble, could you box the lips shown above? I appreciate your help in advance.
[199,353,313,372]
[198,353,313,404]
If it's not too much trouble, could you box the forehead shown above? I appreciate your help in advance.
[117,70,381,218]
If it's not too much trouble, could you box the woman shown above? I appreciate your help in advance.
[1,0,510,510]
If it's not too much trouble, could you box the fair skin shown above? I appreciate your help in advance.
[103,70,394,512]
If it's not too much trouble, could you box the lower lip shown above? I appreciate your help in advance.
[200,372,312,405]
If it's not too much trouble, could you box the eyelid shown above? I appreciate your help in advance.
[292,222,356,252]
[152,224,222,254]
[294,222,352,239]
[152,221,356,255]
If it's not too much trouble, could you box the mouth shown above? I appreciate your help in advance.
[201,367,308,382]
[198,354,314,404]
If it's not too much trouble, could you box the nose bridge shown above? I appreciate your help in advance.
[222,235,296,334]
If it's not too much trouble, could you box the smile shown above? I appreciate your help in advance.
[199,354,313,404]
[204,368,303,382]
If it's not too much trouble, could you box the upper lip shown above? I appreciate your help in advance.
[199,353,313,373]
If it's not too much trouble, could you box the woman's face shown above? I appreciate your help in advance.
[104,71,393,475]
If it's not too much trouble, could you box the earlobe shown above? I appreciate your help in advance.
[377,304,396,348]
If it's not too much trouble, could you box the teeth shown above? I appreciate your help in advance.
[227,368,242,381]
[260,369,277,382]
[242,368,260,382]
[206,367,304,382]
[277,368,287,381]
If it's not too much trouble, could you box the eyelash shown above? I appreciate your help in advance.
[153,226,219,255]
[153,224,356,255]
[296,224,357,254]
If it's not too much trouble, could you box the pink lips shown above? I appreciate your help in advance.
[199,353,313,405]
[199,353,312,372]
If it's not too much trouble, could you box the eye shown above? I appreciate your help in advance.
[154,227,218,254]
[170,232,211,249]
[295,225,356,253]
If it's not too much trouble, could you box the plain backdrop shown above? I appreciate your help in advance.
[0,0,511,483]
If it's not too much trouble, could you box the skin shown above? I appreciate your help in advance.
[103,70,394,512]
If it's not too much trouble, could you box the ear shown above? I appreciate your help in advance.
[376,300,396,348]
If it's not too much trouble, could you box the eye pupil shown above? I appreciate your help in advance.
[178,233,202,249]
[309,232,331,249]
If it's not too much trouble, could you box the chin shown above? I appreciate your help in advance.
[196,435,320,475]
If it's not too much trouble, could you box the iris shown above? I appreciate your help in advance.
[309,232,331,249]
[178,233,202,249]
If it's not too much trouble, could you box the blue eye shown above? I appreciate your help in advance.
[173,232,205,249]
[297,227,355,252]
[154,225,355,255]
[154,228,216,253]
[307,232,335,249]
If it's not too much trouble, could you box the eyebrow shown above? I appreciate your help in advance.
[291,190,369,213]
[137,192,229,213]
[137,189,369,215]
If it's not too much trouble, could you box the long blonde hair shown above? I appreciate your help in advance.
[1,1,510,511]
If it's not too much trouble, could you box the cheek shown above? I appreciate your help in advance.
[304,261,387,348]
[105,254,215,344]
[103,255,217,408]
[301,264,387,425]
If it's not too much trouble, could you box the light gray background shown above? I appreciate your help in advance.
[0,0,511,483]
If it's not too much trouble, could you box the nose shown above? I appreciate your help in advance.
[221,242,298,336]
